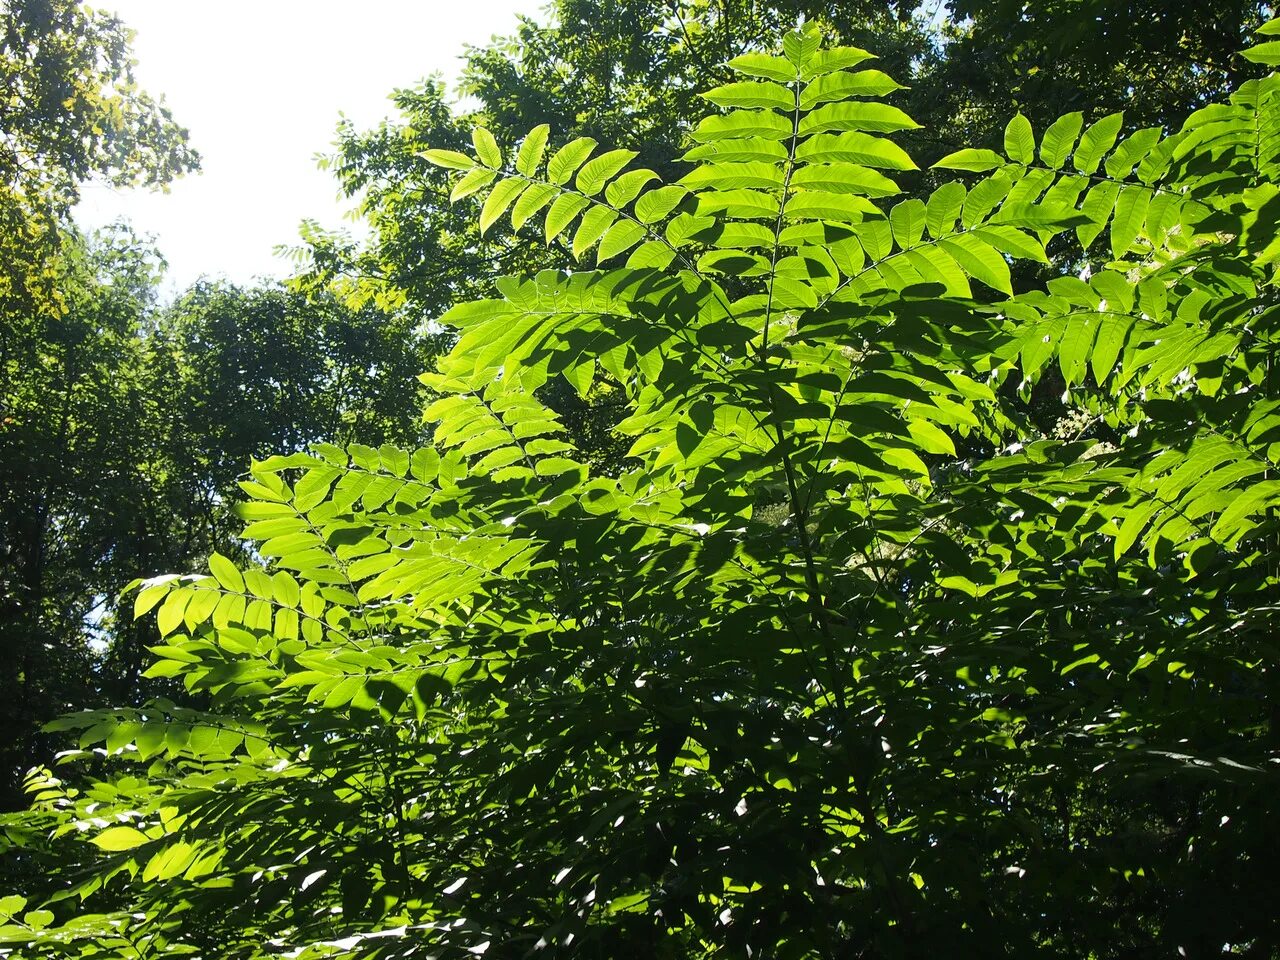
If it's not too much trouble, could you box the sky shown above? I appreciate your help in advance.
[75,1,546,293]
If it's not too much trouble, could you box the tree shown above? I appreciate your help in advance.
[0,0,197,307]
[5,18,1280,959]
[1,0,197,805]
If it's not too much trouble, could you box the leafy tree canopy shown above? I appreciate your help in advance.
[0,0,198,307]
[4,16,1280,960]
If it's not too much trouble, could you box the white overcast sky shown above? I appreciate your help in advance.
[75,1,546,292]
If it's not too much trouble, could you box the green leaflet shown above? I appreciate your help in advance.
[1039,112,1083,168]
[605,169,659,207]
[208,553,244,593]
[725,52,796,81]
[575,149,638,196]
[419,148,474,170]
[680,161,786,191]
[511,182,558,230]
[691,109,793,141]
[798,101,920,135]
[1004,113,1035,164]
[472,127,502,168]
[790,162,901,197]
[1073,112,1124,174]
[938,234,1011,294]
[548,137,598,184]
[703,80,794,111]
[449,166,497,202]
[889,198,926,250]
[633,185,688,223]
[480,179,526,234]
[1109,185,1151,258]
[91,826,151,851]
[545,193,591,241]
[515,124,550,175]
[799,70,903,110]
[934,148,1005,172]
[794,131,917,169]
[925,181,966,237]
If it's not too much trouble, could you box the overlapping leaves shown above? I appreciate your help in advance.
[5,20,1280,960]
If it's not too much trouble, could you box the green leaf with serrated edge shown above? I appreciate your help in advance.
[904,246,970,297]
[925,181,965,237]
[1088,315,1128,384]
[1242,40,1280,65]
[548,137,597,184]
[784,191,880,221]
[680,161,784,191]
[634,186,688,222]
[294,467,339,512]
[933,148,1005,172]
[605,169,658,207]
[1211,480,1280,544]
[698,249,771,276]
[889,198,925,250]
[572,206,617,258]
[703,80,793,110]
[133,581,172,618]
[597,220,646,262]
[1003,113,1035,163]
[449,167,497,202]
[92,826,150,851]
[471,127,502,168]
[972,224,1048,262]
[791,162,899,196]
[695,188,780,219]
[564,359,595,398]
[907,419,956,455]
[690,110,793,141]
[799,70,902,109]
[664,212,716,247]
[683,138,789,163]
[545,193,590,241]
[799,101,919,134]
[783,24,821,66]
[419,149,474,170]
[208,553,244,593]
[1110,185,1151,258]
[1059,315,1100,386]
[794,131,917,169]
[511,182,557,230]
[515,124,550,175]
[961,172,1012,226]
[576,149,637,195]
[1073,112,1124,174]
[801,46,875,80]
[1039,112,1084,168]
[1077,181,1120,249]
[726,52,795,81]
[1105,127,1162,179]
[1114,499,1164,558]
[480,179,526,234]
[938,234,1011,294]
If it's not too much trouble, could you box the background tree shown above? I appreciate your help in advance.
[0,0,197,307]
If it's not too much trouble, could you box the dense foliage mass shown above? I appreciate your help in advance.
[3,15,1280,959]
[6,0,1271,807]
